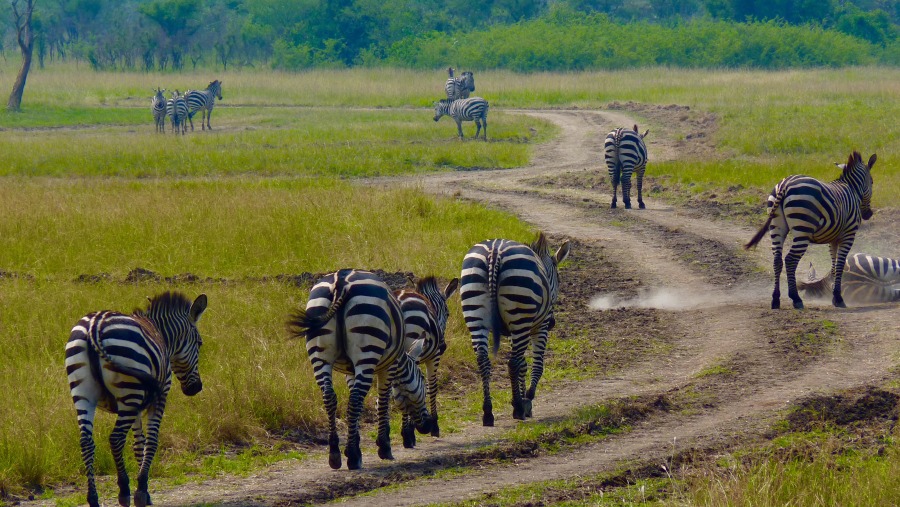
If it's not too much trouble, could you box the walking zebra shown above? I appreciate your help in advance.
[287,269,433,470]
[434,97,489,140]
[799,253,900,304]
[393,276,459,447]
[65,292,208,507]
[445,68,475,101]
[151,87,166,133]
[460,232,570,425]
[166,90,188,135]
[604,124,649,209]
[185,79,223,131]
[745,151,876,309]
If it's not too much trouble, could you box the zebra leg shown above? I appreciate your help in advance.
[425,359,440,437]
[483,117,487,141]
[830,240,854,308]
[77,404,101,507]
[315,365,342,469]
[134,395,168,507]
[473,342,494,426]
[345,371,373,470]
[109,414,135,507]
[187,112,195,132]
[609,169,620,208]
[475,119,482,140]
[401,413,416,449]
[769,231,785,309]
[784,239,810,309]
[636,167,646,209]
[131,415,145,479]
[455,118,464,139]
[375,369,394,460]
[206,109,212,130]
[621,170,633,209]
[507,332,530,420]
[524,327,551,418]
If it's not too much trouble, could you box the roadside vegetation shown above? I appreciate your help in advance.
[0,64,898,504]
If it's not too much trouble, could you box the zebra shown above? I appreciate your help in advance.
[445,68,475,101]
[745,151,876,309]
[460,232,570,426]
[799,253,900,304]
[287,269,433,470]
[166,90,188,135]
[151,87,166,133]
[393,276,459,448]
[65,292,208,507]
[604,124,649,209]
[185,79,223,131]
[434,97,489,140]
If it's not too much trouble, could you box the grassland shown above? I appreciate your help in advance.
[0,62,898,503]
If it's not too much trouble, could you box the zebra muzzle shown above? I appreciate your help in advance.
[181,379,203,396]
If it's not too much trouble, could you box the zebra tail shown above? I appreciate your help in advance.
[286,273,349,339]
[488,261,503,356]
[744,215,773,250]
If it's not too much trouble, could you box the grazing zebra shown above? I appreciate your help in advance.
[460,232,570,425]
[604,124,649,209]
[393,276,459,448]
[799,253,900,304]
[151,87,166,133]
[434,97,489,140]
[445,68,475,101]
[166,90,188,135]
[185,79,223,131]
[287,269,433,470]
[65,292,208,507]
[745,151,876,309]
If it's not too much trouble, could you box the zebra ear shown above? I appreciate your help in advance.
[554,241,571,264]
[190,294,208,322]
[641,129,649,139]
[868,153,877,169]
[444,278,459,298]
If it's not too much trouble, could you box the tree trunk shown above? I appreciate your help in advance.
[7,0,35,112]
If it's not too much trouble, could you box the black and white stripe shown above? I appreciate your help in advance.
[460,232,570,426]
[66,292,207,507]
[800,253,900,304]
[287,269,433,470]
[393,276,458,447]
[166,90,188,135]
[433,97,489,140]
[151,87,167,133]
[745,151,876,309]
[604,124,649,209]
[445,68,475,101]
[185,79,223,131]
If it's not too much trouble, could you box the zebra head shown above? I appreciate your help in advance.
[153,87,166,103]
[530,232,571,305]
[433,99,452,122]
[416,276,459,351]
[448,67,455,77]
[840,151,876,220]
[208,80,223,100]
[144,292,208,396]
[461,71,475,93]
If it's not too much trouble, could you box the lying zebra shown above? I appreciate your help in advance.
[799,253,900,304]
[434,96,489,140]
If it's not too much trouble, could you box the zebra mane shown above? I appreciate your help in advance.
[530,231,552,259]
[416,276,440,295]
[138,291,193,316]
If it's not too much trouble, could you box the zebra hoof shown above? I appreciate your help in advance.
[523,399,533,418]
[133,490,149,507]
[328,451,342,470]
[431,421,440,438]
[482,413,494,427]
[624,202,632,210]
[638,202,646,209]
[88,491,101,507]
[792,299,805,310]
[512,403,526,421]
[378,446,395,460]
[833,296,847,308]
[119,493,132,507]
[401,424,416,448]
[771,298,781,310]
[610,202,617,209]
[346,446,363,470]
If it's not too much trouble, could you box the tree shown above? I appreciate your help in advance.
[7,0,35,112]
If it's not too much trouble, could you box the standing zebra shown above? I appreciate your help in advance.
[799,253,900,304]
[66,292,208,507]
[434,97,489,140]
[166,90,188,135]
[393,276,458,448]
[460,232,570,426]
[287,269,433,470]
[185,79,223,131]
[745,151,876,309]
[445,68,475,101]
[151,87,166,133]
[604,124,649,209]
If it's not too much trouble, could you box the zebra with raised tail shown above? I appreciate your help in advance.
[745,151,876,309]
[393,276,459,448]
[185,79,223,131]
[434,97,489,140]
[166,90,188,135]
[446,68,475,100]
[460,232,570,426]
[66,292,208,507]
[151,87,166,133]
[799,253,900,304]
[287,269,432,470]
[604,124,649,209]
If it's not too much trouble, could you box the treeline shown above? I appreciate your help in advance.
[1,0,898,71]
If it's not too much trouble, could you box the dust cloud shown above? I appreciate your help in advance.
[589,284,768,311]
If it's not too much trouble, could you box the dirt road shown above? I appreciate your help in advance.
[142,109,900,506]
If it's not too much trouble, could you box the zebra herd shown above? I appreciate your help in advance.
[434,67,490,140]
[66,231,569,504]
[150,79,223,135]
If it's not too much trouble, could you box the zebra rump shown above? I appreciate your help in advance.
[799,253,900,304]
[604,124,649,209]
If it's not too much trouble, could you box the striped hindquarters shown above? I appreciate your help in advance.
[449,97,488,122]
[185,89,214,116]
[604,126,647,178]
[445,72,474,100]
